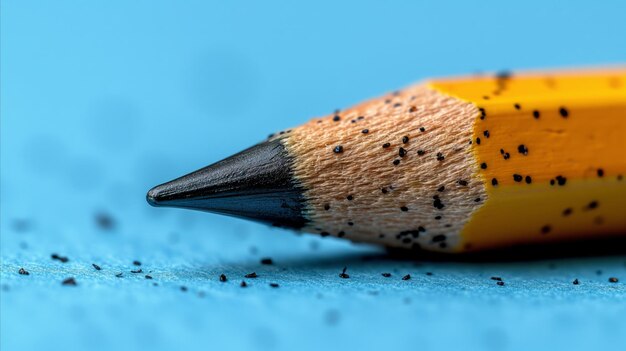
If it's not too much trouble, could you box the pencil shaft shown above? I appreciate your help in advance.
[148,67,626,252]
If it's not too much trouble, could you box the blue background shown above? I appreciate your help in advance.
[2,1,626,350]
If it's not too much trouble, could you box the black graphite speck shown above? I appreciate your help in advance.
[434,216,442,220]
[433,198,444,210]
[417,150,425,156]
[95,212,115,230]
[269,283,280,288]
[133,260,141,266]
[514,103,521,110]
[219,274,227,282]
[420,127,426,132]
[491,178,498,186]
[393,159,400,166]
[483,130,490,138]
[436,153,445,161]
[533,110,540,119]
[573,279,579,285]
[476,137,481,145]
[115,272,123,278]
[11,219,32,233]
[324,204,330,211]
[556,175,567,186]
[518,144,529,155]
[609,277,619,283]
[382,273,391,277]
[399,147,407,157]
[339,267,350,279]
[525,175,532,184]
[333,145,344,154]
[240,281,248,287]
[346,195,354,201]
[541,225,552,234]
[333,115,341,122]
[496,70,512,80]
[145,275,153,280]
[130,269,143,274]
[245,272,258,278]
[382,143,391,148]
[432,234,446,242]
[480,162,487,169]
[496,281,505,286]
[425,272,433,276]
[458,180,468,186]
[260,258,273,265]
[437,186,445,192]
[490,277,502,281]
[398,230,420,239]
[503,152,510,160]
[92,263,101,270]
[559,107,569,118]
[381,188,388,194]
[180,286,188,292]
[18,268,29,275]
[563,208,573,216]
[51,254,69,263]
[597,169,604,177]
[513,174,523,182]
[402,274,411,281]
[362,129,369,134]
[62,277,77,286]
[587,201,599,210]
[400,206,409,212]
[402,136,409,143]
[347,221,354,226]
[479,108,486,119]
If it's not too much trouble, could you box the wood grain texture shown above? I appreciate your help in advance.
[283,85,485,252]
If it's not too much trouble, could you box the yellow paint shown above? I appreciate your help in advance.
[429,68,626,251]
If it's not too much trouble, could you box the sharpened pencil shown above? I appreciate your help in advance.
[147,67,626,253]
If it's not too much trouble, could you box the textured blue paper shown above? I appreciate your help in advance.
[2,1,626,351]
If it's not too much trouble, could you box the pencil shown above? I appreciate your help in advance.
[147,67,626,253]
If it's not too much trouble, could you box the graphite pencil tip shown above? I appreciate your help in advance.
[146,138,308,229]
[145,186,164,207]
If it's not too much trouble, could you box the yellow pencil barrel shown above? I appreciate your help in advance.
[430,68,626,251]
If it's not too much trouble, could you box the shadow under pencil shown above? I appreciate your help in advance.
[385,235,626,263]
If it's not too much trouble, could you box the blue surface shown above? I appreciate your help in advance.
[2,1,626,350]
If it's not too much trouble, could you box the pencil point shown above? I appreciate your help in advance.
[146,186,163,207]
[146,139,307,229]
